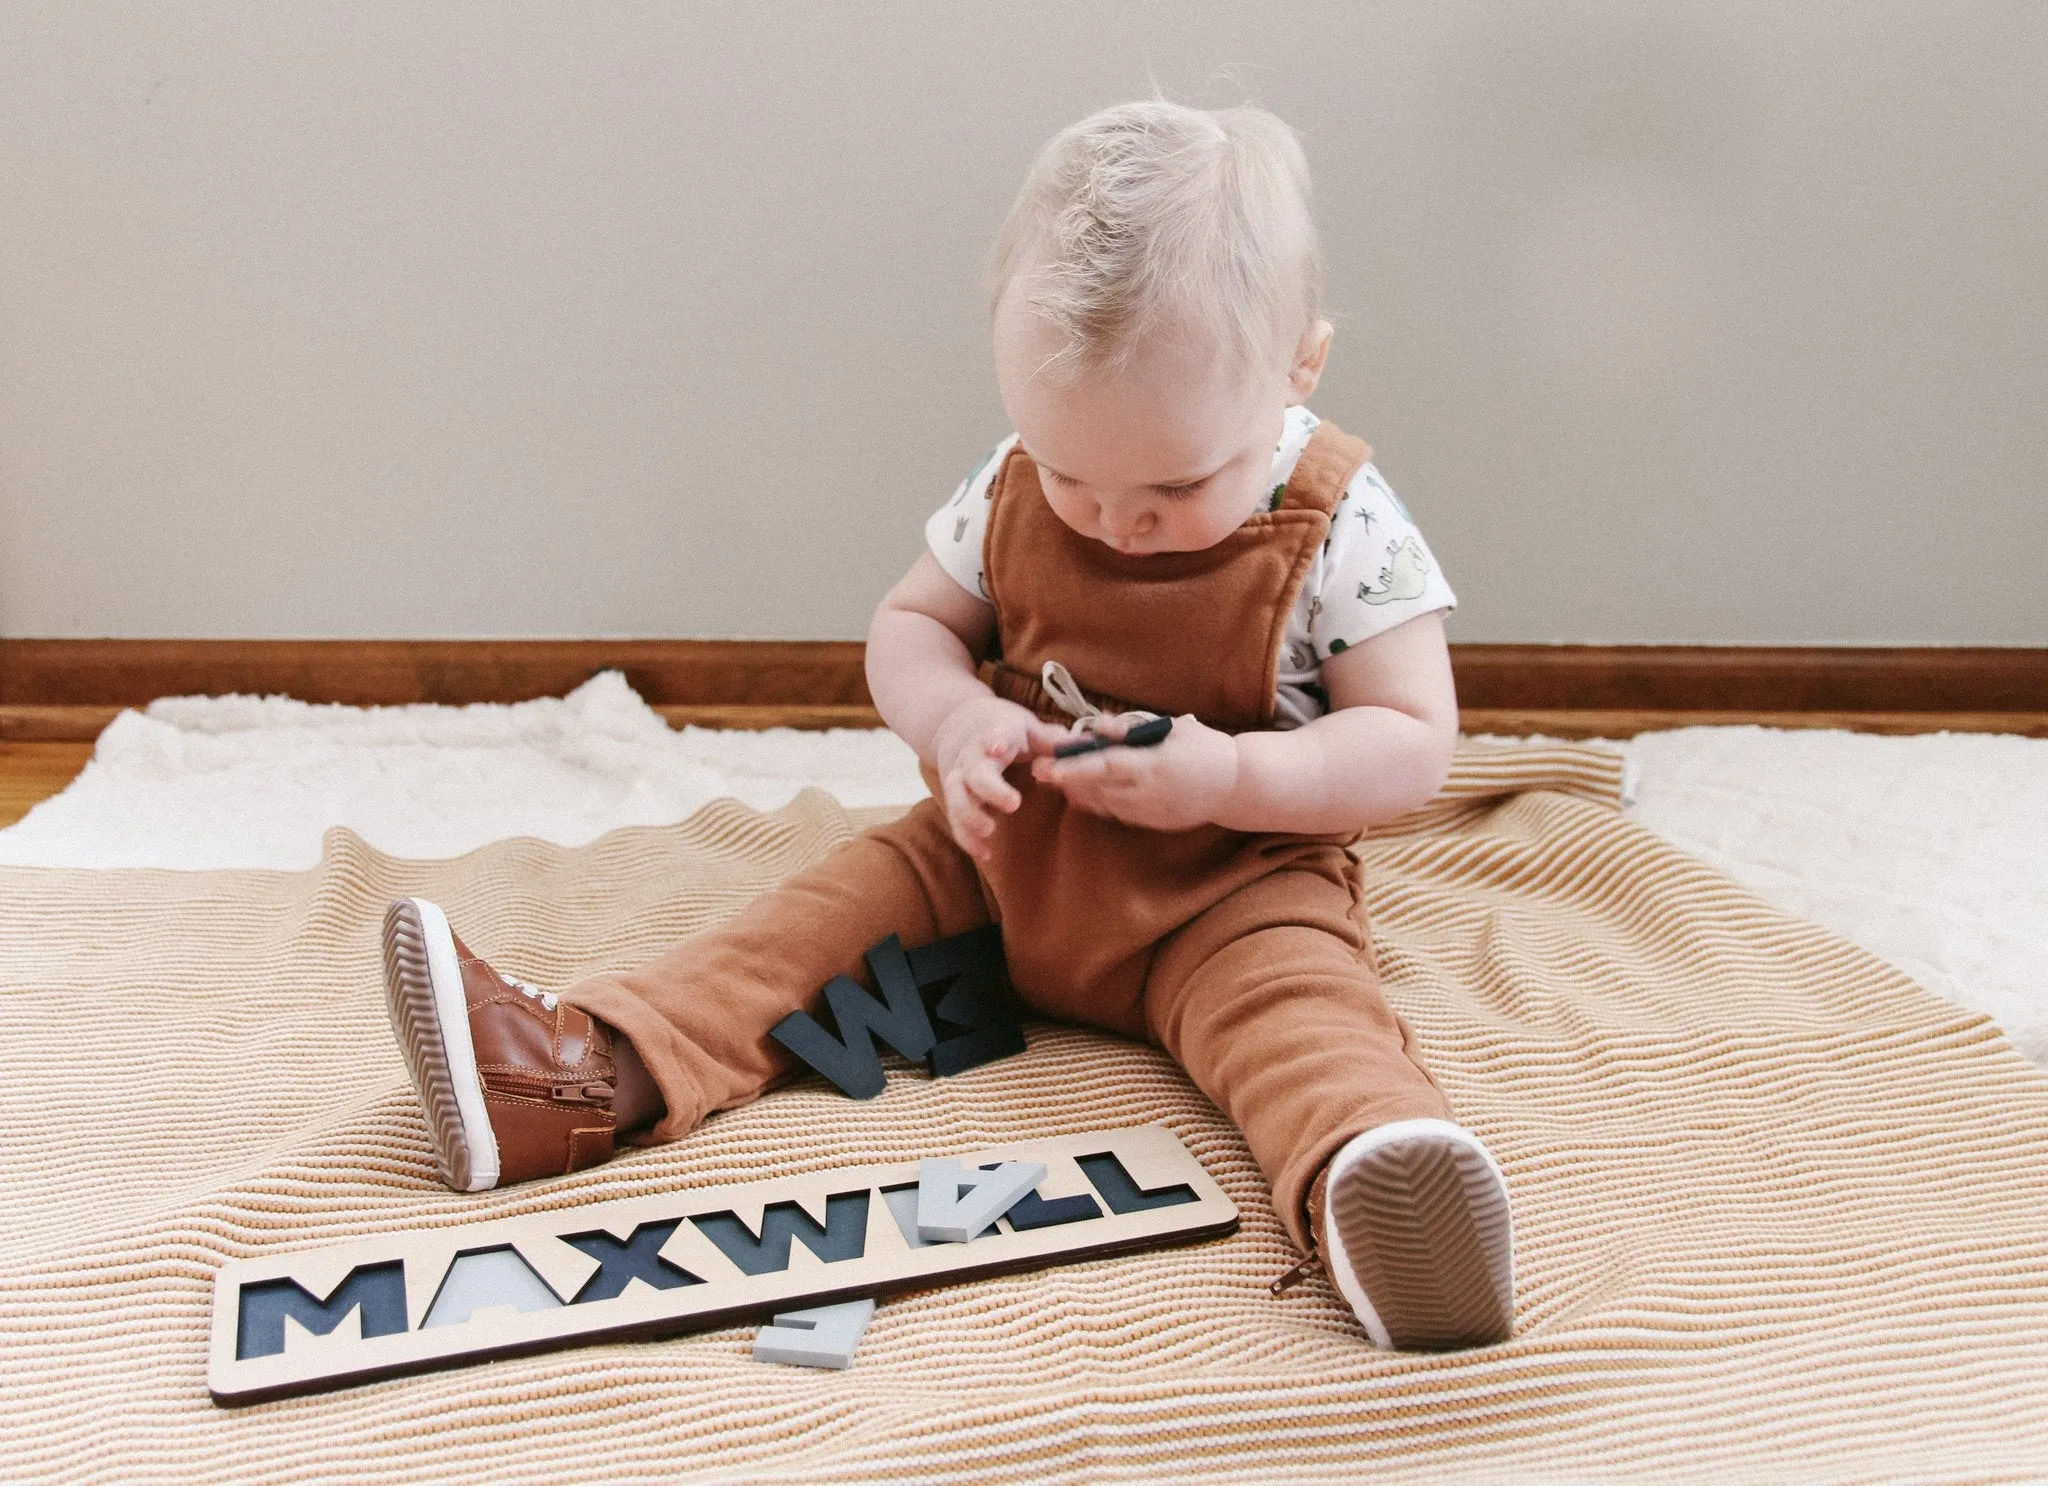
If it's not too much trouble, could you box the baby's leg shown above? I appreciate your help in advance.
[384,798,989,1190]
[1142,850,1513,1349]
[560,798,991,1143]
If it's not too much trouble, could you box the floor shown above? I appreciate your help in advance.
[0,743,92,829]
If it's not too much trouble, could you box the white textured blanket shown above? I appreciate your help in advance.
[3,670,2042,1062]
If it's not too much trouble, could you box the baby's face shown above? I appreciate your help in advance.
[994,304,1313,556]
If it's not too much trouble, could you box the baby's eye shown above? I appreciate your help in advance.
[1157,482,1204,499]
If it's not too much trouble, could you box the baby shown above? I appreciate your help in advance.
[382,99,1515,1351]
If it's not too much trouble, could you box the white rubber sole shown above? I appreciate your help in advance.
[382,897,501,1192]
[1320,1117,1516,1350]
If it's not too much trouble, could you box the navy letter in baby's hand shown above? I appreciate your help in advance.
[1032,713,1241,831]
[1050,716,1173,758]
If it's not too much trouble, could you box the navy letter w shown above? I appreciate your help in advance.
[768,935,936,1098]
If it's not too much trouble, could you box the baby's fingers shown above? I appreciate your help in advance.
[964,754,1022,813]
[944,791,998,861]
[1034,745,1142,789]
[1023,719,1078,757]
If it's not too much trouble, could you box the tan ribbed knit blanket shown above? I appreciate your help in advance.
[5,744,2046,1483]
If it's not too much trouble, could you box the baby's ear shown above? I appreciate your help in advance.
[1287,320,1334,403]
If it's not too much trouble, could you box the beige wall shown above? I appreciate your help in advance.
[2,2,2042,644]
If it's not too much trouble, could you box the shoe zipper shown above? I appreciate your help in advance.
[492,1073,616,1106]
[1270,1245,1320,1295]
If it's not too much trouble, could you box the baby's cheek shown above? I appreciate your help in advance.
[1186,485,1265,547]
[1039,484,1097,539]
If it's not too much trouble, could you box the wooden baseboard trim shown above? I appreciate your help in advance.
[657,704,885,731]
[1460,709,2048,739]
[3,639,2043,741]
[1448,644,2048,713]
[0,639,872,711]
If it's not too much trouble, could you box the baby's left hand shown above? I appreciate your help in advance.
[1029,714,1239,831]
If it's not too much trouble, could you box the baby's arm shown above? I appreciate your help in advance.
[1222,610,1458,833]
[867,552,1069,861]
[867,552,1000,758]
[1033,611,1458,836]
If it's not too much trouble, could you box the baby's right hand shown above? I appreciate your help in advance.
[931,695,1069,863]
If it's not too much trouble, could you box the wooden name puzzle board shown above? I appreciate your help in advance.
[207,1123,1237,1404]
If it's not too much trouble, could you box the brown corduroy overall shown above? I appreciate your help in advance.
[562,420,1451,1248]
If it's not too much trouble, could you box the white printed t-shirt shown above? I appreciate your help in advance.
[924,406,1457,728]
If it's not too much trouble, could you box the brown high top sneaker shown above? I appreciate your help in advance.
[1307,1118,1516,1351]
[381,897,617,1192]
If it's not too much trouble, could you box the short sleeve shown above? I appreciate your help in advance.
[923,435,1017,603]
[1308,463,1457,659]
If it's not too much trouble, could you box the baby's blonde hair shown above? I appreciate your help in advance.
[988,98,1322,386]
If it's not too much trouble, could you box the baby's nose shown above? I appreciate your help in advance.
[1101,505,1154,540]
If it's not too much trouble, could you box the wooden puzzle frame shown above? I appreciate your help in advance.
[207,1123,1237,1403]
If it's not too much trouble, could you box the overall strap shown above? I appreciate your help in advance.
[1275,421,1372,517]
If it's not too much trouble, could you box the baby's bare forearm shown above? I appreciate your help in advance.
[865,607,995,765]
[1213,706,1455,836]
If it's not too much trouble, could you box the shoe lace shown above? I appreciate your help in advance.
[506,976,558,1011]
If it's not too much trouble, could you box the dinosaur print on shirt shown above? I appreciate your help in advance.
[1359,538,1433,606]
